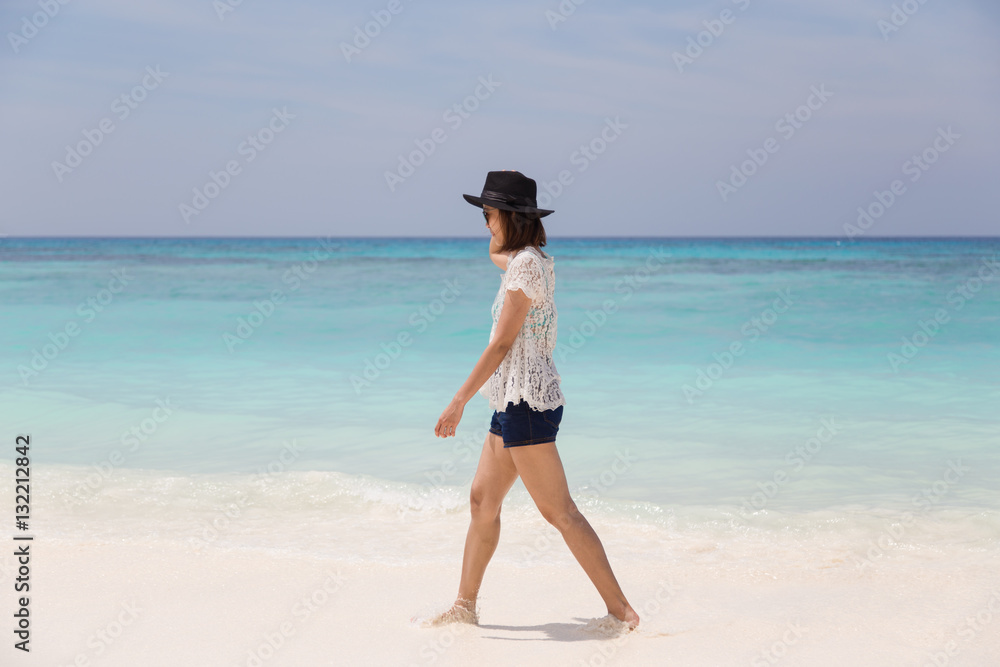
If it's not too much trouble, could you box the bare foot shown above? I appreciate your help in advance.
[422,598,479,627]
[611,603,640,630]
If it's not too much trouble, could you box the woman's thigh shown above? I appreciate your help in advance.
[469,432,519,513]
[507,442,575,523]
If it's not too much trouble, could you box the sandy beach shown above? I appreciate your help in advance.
[4,533,998,666]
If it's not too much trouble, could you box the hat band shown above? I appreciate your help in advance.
[481,190,537,208]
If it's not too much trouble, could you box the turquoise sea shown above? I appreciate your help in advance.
[0,236,997,566]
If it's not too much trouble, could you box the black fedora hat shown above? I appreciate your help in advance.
[463,170,554,218]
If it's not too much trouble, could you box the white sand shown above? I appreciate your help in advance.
[3,537,999,666]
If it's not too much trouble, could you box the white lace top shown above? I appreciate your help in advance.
[478,246,566,412]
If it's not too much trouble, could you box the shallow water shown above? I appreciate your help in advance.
[2,237,997,510]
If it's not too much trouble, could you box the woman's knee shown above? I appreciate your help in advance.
[539,500,581,530]
[469,486,502,522]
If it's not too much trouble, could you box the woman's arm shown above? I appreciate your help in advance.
[434,287,532,437]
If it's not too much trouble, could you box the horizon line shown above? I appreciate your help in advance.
[3,235,998,240]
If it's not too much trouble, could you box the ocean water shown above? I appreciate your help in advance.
[1,236,998,572]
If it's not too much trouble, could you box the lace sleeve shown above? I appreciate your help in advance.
[505,252,543,301]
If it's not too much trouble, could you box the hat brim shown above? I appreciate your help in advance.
[463,194,554,218]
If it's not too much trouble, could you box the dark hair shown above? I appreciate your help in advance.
[495,209,547,256]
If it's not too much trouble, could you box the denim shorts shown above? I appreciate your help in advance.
[489,399,563,448]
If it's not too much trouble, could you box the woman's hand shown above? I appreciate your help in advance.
[435,399,465,438]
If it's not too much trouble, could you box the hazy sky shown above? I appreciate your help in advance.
[1,0,998,237]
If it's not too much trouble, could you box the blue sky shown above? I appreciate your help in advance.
[1,0,998,237]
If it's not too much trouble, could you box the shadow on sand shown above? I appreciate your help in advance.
[477,617,642,642]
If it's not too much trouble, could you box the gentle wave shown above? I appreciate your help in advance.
[7,463,998,572]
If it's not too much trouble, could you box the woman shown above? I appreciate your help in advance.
[430,170,640,630]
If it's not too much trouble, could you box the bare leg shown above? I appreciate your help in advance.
[508,441,640,629]
[427,432,518,625]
